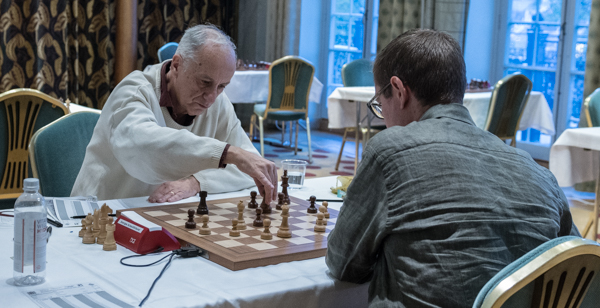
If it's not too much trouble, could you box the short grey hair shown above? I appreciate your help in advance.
[175,24,237,64]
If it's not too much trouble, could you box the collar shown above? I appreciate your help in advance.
[419,103,475,126]
[160,61,195,126]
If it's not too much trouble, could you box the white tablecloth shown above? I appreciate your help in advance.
[1,177,368,308]
[327,87,555,135]
[549,128,600,187]
[224,70,324,104]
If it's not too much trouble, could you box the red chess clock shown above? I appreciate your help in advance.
[115,212,180,254]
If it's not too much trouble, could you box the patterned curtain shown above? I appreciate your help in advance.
[0,0,115,109]
[377,0,470,53]
[582,0,600,127]
[264,0,301,62]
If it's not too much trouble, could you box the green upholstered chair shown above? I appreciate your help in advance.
[583,88,600,127]
[158,42,178,62]
[484,74,532,147]
[0,89,68,208]
[28,111,100,197]
[473,236,600,308]
[249,56,314,162]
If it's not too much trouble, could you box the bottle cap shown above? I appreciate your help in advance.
[23,178,39,191]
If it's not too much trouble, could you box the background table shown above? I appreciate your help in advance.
[0,177,368,308]
[224,70,324,104]
[327,87,555,136]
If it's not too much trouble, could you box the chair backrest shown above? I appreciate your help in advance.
[158,42,178,62]
[473,236,600,308]
[341,58,374,87]
[29,111,100,197]
[263,56,315,117]
[0,88,68,198]
[583,88,600,127]
[484,74,532,141]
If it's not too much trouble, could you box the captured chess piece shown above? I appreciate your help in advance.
[314,212,327,232]
[260,197,272,214]
[236,201,247,230]
[92,209,100,237]
[248,191,258,208]
[82,214,96,244]
[307,195,318,213]
[276,203,292,238]
[103,217,117,251]
[322,201,330,219]
[253,208,263,227]
[281,170,290,205]
[79,218,87,237]
[199,215,211,235]
[261,218,273,240]
[229,219,240,237]
[185,209,197,229]
[197,191,209,215]
[276,192,284,210]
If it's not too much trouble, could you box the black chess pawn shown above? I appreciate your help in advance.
[281,170,290,205]
[197,191,209,215]
[185,209,197,229]
[276,192,284,210]
[260,197,272,214]
[253,208,263,227]
[307,195,318,213]
[248,191,258,208]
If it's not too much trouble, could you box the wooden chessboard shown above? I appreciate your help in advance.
[119,195,338,271]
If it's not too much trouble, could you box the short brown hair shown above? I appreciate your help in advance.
[373,29,466,107]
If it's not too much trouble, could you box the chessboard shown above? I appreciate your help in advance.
[119,195,338,271]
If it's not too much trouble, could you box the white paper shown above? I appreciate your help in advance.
[23,282,135,308]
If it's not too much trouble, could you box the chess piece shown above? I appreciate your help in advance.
[229,219,240,237]
[248,191,258,208]
[322,201,330,219]
[281,170,290,205]
[307,195,318,213]
[261,218,272,240]
[82,215,95,244]
[236,201,246,230]
[103,217,117,251]
[260,197,272,214]
[253,208,263,227]
[276,192,284,210]
[92,209,101,237]
[197,191,209,215]
[199,215,211,235]
[276,204,292,238]
[97,205,109,244]
[79,218,87,237]
[314,212,326,232]
[185,209,197,229]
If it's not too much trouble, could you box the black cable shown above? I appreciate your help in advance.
[138,252,176,307]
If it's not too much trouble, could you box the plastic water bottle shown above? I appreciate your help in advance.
[13,178,47,286]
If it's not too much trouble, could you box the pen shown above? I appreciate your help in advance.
[308,199,344,202]
[70,214,116,219]
[47,218,63,228]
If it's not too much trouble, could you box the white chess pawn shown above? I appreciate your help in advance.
[261,219,273,240]
[237,201,247,230]
[199,215,211,235]
[229,219,240,237]
[314,212,326,232]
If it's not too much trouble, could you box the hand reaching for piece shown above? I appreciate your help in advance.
[148,176,200,203]
[225,145,278,203]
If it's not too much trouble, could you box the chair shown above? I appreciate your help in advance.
[0,89,68,207]
[473,236,600,308]
[158,42,178,62]
[248,56,314,162]
[28,111,100,197]
[581,88,600,239]
[484,74,532,147]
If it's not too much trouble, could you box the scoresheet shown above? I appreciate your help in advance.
[24,283,135,308]
[48,198,124,227]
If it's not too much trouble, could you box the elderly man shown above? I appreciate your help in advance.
[326,29,580,307]
[72,24,277,203]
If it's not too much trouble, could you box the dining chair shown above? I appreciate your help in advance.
[29,111,100,197]
[484,74,532,147]
[0,89,68,208]
[248,56,314,162]
[580,88,600,239]
[473,236,600,308]
[158,42,178,62]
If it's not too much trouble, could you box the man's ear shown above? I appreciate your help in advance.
[171,54,182,76]
[390,76,409,109]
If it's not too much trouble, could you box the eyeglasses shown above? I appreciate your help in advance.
[366,83,390,119]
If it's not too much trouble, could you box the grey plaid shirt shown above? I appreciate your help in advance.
[326,103,580,308]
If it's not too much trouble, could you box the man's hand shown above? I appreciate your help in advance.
[225,145,278,203]
[148,176,200,203]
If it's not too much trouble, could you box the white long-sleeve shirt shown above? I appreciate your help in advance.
[71,63,257,200]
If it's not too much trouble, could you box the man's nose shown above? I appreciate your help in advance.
[204,85,219,102]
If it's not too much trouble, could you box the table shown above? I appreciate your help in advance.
[327,87,555,135]
[549,128,600,241]
[0,177,368,308]
[224,70,324,104]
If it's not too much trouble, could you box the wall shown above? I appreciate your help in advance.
[463,0,495,83]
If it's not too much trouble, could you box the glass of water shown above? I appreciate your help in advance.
[281,159,308,189]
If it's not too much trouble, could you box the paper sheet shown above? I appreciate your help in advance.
[48,198,125,227]
[24,283,135,308]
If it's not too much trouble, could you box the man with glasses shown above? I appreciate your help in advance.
[326,29,579,307]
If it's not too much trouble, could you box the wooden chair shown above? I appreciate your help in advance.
[29,111,100,197]
[249,56,314,162]
[485,74,532,146]
[158,42,178,62]
[473,236,600,308]
[0,89,68,208]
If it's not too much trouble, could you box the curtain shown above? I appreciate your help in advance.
[582,0,600,128]
[264,0,301,62]
[0,0,115,109]
[377,0,470,53]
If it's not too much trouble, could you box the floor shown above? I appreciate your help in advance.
[256,125,596,240]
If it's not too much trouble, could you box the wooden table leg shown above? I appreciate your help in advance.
[594,162,600,242]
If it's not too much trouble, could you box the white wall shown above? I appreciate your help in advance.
[463,0,495,83]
